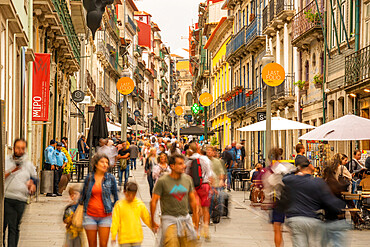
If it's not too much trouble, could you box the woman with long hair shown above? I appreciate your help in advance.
[145,148,157,197]
[152,152,171,181]
[322,154,351,246]
[80,154,119,247]
[168,142,181,156]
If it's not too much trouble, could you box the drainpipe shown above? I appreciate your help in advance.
[53,50,58,139]
[5,19,16,148]
[13,33,21,141]
[27,0,33,154]
[355,0,360,51]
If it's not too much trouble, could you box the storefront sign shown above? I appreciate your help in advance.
[262,63,285,87]
[257,112,266,122]
[175,106,183,116]
[32,53,51,121]
[199,92,213,106]
[117,77,135,95]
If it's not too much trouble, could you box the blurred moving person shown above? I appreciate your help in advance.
[145,148,157,197]
[3,139,37,247]
[129,141,139,170]
[150,154,198,246]
[186,143,213,240]
[117,142,131,187]
[152,152,170,181]
[281,156,345,247]
[80,154,119,247]
[221,145,234,191]
[111,182,151,247]
[63,186,85,247]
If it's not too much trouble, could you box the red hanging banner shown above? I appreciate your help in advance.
[32,53,51,121]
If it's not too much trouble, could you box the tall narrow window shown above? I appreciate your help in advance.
[235,13,238,32]
[243,10,245,27]
[365,3,370,46]
[243,66,246,88]
[255,68,258,90]
[224,68,227,94]
[305,60,309,83]
[331,6,337,48]
[246,6,249,26]
[186,92,193,106]
[340,0,346,43]
[239,10,242,31]
[247,63,250,89]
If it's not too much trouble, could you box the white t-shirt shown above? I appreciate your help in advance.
[5,155,37,202]
[186,153,213,184]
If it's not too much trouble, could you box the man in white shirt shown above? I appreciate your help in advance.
[4,139,37,246]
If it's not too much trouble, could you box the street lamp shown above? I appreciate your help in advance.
[261,49,274,161]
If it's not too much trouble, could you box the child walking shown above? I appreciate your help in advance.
[63,186,85,247]
[111,182,152,247]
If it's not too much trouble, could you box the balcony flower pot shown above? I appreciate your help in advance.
[249,90,253,95]
[299,89,307,95]
[246,92,249,97]
[250,13,255,22]
[239,89,242,93]
[236,92,239,95]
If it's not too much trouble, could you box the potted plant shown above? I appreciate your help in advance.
[313,74,323,88]
[294,80,308,94]
[249,89,253,95]
[304,9,320,23]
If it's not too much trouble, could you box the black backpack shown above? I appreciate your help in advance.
[190,159,203,188]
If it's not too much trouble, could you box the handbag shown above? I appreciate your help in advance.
[120,158,127,170]
[338,165,351,191]
[72,176,91,229]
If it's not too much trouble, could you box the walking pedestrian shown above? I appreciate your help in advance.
[294,143,305,161]
[111,182,152,247]
[44,139,57,197]
[129,141,139,170]
[150,154,199,246]
[221,145,234,191]
[55,142,68,196]
[235,143,243,168]
[117,142,131,187]
[152,152,170,181]
[186,143,213,240]
[3,139,37,247]
[77,135,87,160]
[281,155,345,247]
[80,153,119,247]
[322,154,351,247]
[145,148,157,197]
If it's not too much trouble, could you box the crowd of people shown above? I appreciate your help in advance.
[4,131,370,247]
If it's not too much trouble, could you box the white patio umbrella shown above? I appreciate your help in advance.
[130,124,147,131]
[299,114,370,141]
[237,117,316,132]
[107,122,132,132]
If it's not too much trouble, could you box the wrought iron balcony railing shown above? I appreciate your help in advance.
[134,67,144,82]
[86,70,96,98]
[345,45,370,88]
[97,87,110,107]
[226,89,246,112]
[272,73,295,100]
[263,6,269,30]
[52,0,80,63]
[126,15,137,33]
[246,88,263,113]
[292,0,323,42]
[269,0,276,23]
[226,25,246,58]
[276,0,294,16]
[246,16,263,45]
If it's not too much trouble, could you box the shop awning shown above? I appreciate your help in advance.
[299,114,370,141]
[107,122,132,132]
[130,124,147,131]
[237,117,316,132]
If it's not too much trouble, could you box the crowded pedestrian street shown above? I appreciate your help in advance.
[15,163,370,247]
[3,0,370,247]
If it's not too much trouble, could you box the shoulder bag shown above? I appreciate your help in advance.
[338,165,351,191]
[72,176,91,229]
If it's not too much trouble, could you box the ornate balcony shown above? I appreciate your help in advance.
[276,0,295,22]
[134,66,144,82]
[246,88,263,113]
[292,0,323,48]
[70,0,87,33]
[86,70,96,98]
[226,89,246,114]
[97,87,110,108]
[345,45,370,92]
[227,17,264,65]
[125,15,137,35]
[97,41,122,77]
[271,73,295,108]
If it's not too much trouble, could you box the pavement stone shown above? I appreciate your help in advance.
[17,161,370,246]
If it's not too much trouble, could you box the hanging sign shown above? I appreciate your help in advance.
[175,106,183,116]
[262,63,285,87]
[72,90,85,103]
[32,53,51,121]
[117,77,135,95]
[199,92,213,106]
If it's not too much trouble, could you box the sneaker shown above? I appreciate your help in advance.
[46,193,57,197]
[56,193,63,196]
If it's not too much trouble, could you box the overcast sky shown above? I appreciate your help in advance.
[135,0,200,57]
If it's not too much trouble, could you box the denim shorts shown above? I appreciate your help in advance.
[83,214,112,229]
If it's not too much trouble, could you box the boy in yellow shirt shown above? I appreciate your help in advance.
[111,182,152,247]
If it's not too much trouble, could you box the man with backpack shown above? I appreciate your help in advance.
[186,143,213,240]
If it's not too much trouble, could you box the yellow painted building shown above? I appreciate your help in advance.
[204,17,233,149]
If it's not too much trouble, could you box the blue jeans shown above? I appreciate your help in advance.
[79,152,86,160]
[147,174,155,198]
[118,165,130,186]
[321,219,350,247]
[130,158,137,170]
[286,216,322,247]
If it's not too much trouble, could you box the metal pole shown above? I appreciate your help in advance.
[135,116,138,139]
[177,116,180,142]
[266,86,271,159]
[121,95,128,143]
[27,0,34,154]
[171,107,175,133]
[204,106,208,141]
